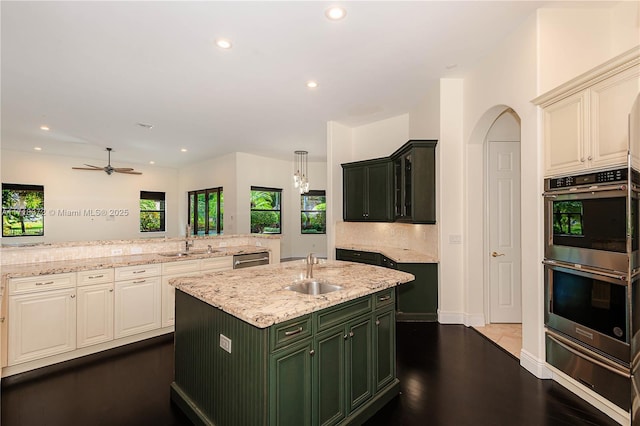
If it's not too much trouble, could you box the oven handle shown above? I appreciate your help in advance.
[543,184,627,197]
[546,331,629,378]
[542,260,627,281]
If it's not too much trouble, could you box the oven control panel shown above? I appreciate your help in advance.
[547,168,628,189]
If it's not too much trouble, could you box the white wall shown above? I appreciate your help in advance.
[1,149,180,243]
[326,121,353,260]
[352,114,409,160]
[409,83,441,139]
[180,152,327,259]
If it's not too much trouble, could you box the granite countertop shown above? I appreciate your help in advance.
[336,244,438,263]
[170,260,414,328]
[1,245,270,279]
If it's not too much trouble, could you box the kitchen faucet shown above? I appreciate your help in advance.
[306,253,318,279]
[185,224,193,252]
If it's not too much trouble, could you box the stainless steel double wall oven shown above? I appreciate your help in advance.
[543,167,638,412]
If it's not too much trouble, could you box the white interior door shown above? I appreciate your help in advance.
[488,141,522,323]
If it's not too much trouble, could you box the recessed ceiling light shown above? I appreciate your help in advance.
[325,6,347,21]
[306,80,319,89]
[215,38,233,49]
[181,148,188,152]
[40,125,50,131]
[149,160,155,165]
[34,147,42,151]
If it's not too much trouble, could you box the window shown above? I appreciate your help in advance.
[140,191,166,232]
[301,190,326,234]
[188,187,223,235]
[250,186,282,234]
[2,183,45,237]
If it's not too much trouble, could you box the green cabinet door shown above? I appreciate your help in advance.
[346,315,373,413]
[366,161,394,221]
[373,309,396,391]
[343,166,366,221]
[269,338,313,426]
[396,263,438,321]
[315,326,346,426]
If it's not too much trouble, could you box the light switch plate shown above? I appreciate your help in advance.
[220,334,232,353]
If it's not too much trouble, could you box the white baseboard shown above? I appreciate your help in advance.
[519,348,552,379]
[437,310,464,324]
[463,313,485,327]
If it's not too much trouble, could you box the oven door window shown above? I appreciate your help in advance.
[552,197,628,252]
[552,268,628,342]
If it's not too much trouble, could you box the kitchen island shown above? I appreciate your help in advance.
[170,260,414,426]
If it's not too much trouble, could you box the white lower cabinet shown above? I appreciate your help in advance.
[161,260,200,327]
[77,283,114,348]
[114,276,162,339]
[8,287,77,365]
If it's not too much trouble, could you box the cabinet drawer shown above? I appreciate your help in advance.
[336,249,381,266]
[199,257,233,272]
[115,263,161,281]
[9,272,76,295]
[315,296,372,332]
[373,289,395,310]
[161,259,199,275]
[270,315,313,351]
[77,268,114,287]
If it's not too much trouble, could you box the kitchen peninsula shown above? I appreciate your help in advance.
[170,260,414,426]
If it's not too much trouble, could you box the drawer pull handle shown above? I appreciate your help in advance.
[35,281,55,286]
[132,270,146,274]
[132,280,146,284]
[284,327,303,336]
[379,295,391,301]
[88,274,104,279]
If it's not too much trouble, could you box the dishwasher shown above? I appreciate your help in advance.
[233,252,270,269]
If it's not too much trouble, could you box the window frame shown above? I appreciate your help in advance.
[250,186,282,235]
[139,191,166,233]
[188,187,223,236]
[2,183,45,237]
[300,190,326,235]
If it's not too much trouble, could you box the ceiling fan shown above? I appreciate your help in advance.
[72,148,142,175]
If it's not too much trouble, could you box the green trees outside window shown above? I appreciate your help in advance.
[553,201,583,236]
[2,184,45,237]
[140,191,166,232]
[188,187,223,235]
[301,190,326,234]
[251,187,281,234]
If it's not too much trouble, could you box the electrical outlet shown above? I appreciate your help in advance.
[111,248,123,256]
[220,334,232,353]
[219,242,228,247]
[131,246,142,254]
[256,241,262,247]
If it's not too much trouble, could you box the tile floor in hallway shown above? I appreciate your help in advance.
[473,323,523,359]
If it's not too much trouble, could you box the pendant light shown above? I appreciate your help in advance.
[293,150,310,194]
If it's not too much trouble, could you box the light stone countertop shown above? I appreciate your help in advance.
[336,244,438,263]
[0,245,270,279]
[170,260,415,329]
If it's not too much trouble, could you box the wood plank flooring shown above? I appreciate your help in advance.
[1,323,618,426]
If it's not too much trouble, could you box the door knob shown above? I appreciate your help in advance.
[491,251,505,257]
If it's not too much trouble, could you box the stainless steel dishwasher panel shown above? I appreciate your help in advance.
[233,252,270,269]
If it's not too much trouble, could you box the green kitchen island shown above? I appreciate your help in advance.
[169,260,414,426]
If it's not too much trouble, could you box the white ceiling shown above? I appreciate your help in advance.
[1,1,553,168]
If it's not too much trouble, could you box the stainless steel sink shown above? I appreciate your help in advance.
[158,251,191,257]
[285,279,343,295]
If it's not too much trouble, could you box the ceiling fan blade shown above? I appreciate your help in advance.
[83,164,103,169]
[72,167,103,171]
[112,167,135,172]
[115,170,142,175]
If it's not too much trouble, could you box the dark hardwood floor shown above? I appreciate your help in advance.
[1,323,618,426]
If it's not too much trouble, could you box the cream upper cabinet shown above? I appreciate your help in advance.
[537,48,640,177]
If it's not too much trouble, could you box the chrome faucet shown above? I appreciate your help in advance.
[306,253,318,279]
[185,224,193,252]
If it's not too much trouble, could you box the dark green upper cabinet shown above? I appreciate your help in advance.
[391,140,437,224]
[342,158,394,222]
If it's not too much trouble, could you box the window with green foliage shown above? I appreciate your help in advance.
[140,191,166,232]
[188,187,223,235]
[2,183,45,237]
[553,201,583,236]
[250,187,281,234]
[301,190,326,234]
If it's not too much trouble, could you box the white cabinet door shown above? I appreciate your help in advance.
[544,91,588,176]
[114,277,161,338]
[77,283,114,348]
[590,65,640,169]
[8,288,77,365]
[161,271,201,327]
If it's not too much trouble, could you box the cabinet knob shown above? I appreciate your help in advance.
[109,289,114,293]
[70,294,76,299]
[309,349,315,356]
[344,334,349,340]
[588,156,593,161]
[580,157,585,162]
[349,331,354,338]
[375,320,381,326]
